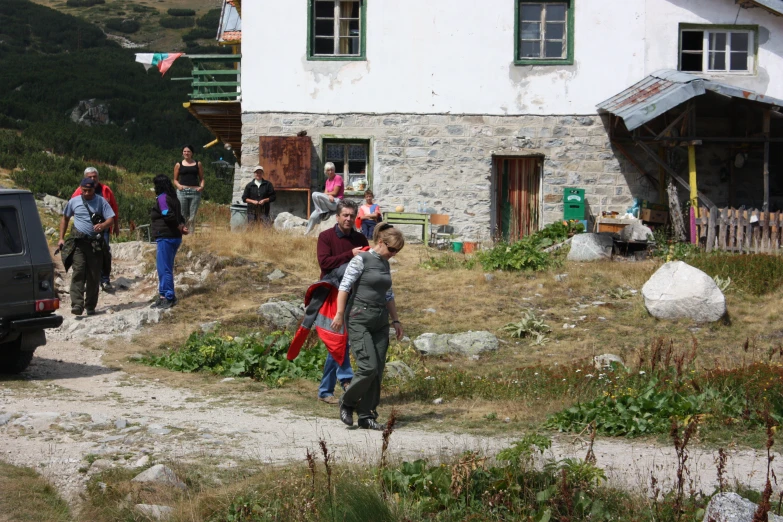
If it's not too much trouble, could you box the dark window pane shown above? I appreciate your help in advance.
[314,37,334,55]
[338,37,360,54]
[521,22,541,39]
[332,160,346,175]
[680,52,702,71]
[709,32,727,51]
[681,31,703,51]
[349,20,360,35]
[730,51,748,71]
[520,41,540,58]
[731,32,749,52]
[546,22,564,40]
[708,51,726,70]
[315,1,333,18]
[520,4,542,21]
[315,19,334,37]
[0,209,22,255]
[346,1,360,18]
[348,160,367,174]
[545,4,566,21]
[326,144,343,161]
[545,40,564,58]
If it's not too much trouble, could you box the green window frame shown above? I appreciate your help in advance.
[678,24,758,74]
[514,0,574,66]
[320,137,372,196]
[307,0,366,61]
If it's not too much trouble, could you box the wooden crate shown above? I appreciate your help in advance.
[597,219,631,234]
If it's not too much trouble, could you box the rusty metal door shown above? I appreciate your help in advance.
[258,136,312,189]
[495,157,541,241]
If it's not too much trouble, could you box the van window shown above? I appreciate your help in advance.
[0,208,23,255]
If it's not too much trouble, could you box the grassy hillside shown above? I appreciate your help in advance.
[0,0,234,227]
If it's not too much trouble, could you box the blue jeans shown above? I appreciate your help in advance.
[318,351,353,398]
[156,237,182,301]
[361,219,377,240]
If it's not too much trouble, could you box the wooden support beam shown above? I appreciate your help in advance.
[688,145,699,219]
[634,140,717,209]
[658,146,666,204]
[610,140,659,189]
[763,108,771,211]
[655,106,692,140]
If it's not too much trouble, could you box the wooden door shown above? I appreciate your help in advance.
[258,136,312,189]
[495,157,541,241]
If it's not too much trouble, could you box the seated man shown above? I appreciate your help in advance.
[305,162,343,234]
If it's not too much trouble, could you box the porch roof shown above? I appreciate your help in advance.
[596,69,783,131]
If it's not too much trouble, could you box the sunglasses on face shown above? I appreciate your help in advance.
[385,243,399,254]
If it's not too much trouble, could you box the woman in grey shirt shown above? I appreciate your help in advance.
[330,223,404,431]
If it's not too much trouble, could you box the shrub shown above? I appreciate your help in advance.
[158,16,194,29]
[182,27,215,42]
[477,236,553,271]
[196,8,221,28]
[166,8,195,16]
[145,331,328,387]
[65,0,105,6]
[131,4,156,13]
[104,18,140,34]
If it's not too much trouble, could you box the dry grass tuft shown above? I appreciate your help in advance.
[0,460,71,522]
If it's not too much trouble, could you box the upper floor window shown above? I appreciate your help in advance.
[309,0,365,61]
[679,25,757,73]
[515,1,574,65]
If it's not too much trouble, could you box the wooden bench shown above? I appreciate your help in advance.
[382,212,430,244]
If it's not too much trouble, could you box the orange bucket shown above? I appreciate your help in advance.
[463,241,477,254]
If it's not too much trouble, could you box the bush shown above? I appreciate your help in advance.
[182,27,215,42]
[158,16,194,29]
[65,0,104,6]
[476,221,583,272]
[131,4,156,13]
[166,8,195,16]
[196,8,221,28]
[104,18,140,34]
[145,331,328,387]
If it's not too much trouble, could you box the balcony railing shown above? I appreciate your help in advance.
[183,54,241,101]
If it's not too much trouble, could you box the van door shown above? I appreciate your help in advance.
[0,195,34,319]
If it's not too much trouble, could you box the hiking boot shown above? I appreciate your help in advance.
[339,400,354,426]
[358,418,385,431]
[158,298,177,310]
[100,281,115,293]
[71,306,83,316]
[85,308,96,316]
[150,297,165,309]
[319,395,338,405]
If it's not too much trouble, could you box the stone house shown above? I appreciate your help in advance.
[191,0,783,239]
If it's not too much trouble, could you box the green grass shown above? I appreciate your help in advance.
[0,460,71,522]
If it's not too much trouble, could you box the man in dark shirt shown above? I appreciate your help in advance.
[316,200,368,404]
[241,165,276,224]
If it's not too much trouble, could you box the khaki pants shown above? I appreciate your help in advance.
[341,301,389,421]
[70,239,103,311]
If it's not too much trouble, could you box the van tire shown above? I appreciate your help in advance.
[0,337,35,374]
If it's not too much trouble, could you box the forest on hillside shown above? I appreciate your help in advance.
[0,0,234,226]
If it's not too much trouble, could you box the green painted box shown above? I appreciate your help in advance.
[563,187,585,220]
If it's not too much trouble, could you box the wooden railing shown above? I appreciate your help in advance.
[696,207,783,253]
[188,54,241,101]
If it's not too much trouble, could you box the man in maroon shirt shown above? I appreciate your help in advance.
[316,200,368,404]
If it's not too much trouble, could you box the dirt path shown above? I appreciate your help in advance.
[0,244,779,504]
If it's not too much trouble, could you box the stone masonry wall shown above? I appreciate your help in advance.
[238,113,659,238]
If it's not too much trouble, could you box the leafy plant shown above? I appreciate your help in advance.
[713,275,731,292]
[477,235,553,271]
[502,310,550,339]
[607,287,633,299]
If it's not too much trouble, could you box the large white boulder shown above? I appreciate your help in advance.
[567,233,614,262]
[642,261,726,322]
[414,331,498,357]
[702,492,783,522]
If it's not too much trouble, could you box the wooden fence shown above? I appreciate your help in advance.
[696,207,783,253]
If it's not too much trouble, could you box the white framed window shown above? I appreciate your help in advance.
[680,27,756,73]
[516,1,573,64]
[310,0,364,58]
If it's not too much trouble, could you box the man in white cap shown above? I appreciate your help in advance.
[241,165,277,224]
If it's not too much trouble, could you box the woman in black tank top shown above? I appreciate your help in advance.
[173,145,205,230]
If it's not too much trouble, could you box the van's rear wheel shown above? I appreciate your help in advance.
[0,336,35,374]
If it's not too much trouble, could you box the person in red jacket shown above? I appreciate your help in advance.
[72,167,119,292]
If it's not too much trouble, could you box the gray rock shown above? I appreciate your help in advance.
[384,361,415,381]
[642,261,726,322]
[554,273,568,282]
[42,195,68,214]
[220,377,235,383]
[433,398,444,405]
[110,241,155,261]
[273,212,308,231]
[567,233,614,262]
[89,459,115,473]
[258,300,304,329]
[128,353,144,361]
[0,413,11,426]
[593,353,626,370]
[148,428,171,435]
[114,418,127,429]
[135,504,174,521]
[414,331,498,357]
[45,227,56,236]
[484,273,494,282]
[70,99,110,126]
[134,455,150,468]
[266,269,286,281]
[702,492,783,522]
[200,321,220,333]
[131,464,186,489]
[422,308,437,314]
[619,221,654,242]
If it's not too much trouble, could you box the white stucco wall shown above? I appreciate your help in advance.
[241,0,783,115]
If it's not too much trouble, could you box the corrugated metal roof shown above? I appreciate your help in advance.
[743,0,783,16]
[597,69,783,130]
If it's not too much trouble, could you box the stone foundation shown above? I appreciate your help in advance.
[238,112,659,237]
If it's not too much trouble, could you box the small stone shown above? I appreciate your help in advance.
[0,413,11,426]
[45,227,56,235]
[90,459,115,472]
[135,504,174,521]
[266,269,286,281]
[98,482,107,492]
[200,321,220,333]
[554,273,568,282]
[484,273,494,282]
[131,464,186,489]
[220,377,235,383]
[433,398,444,405]
[598,317,606,321]
[504,417,511,423]
[128,354,144,361]
[593,353,626,370]
[592,301,606,306]
[115,418,127,429]
[99,435,124,442]
[422,308,437,314]
[134,455,150,468]
[563,324,575,329]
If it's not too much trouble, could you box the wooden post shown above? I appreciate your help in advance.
[706,207,717,252]
[763,109,771,212]
[688,145,698,243]
[658,146,666,203]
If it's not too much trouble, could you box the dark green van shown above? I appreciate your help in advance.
[0,189,63,373]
